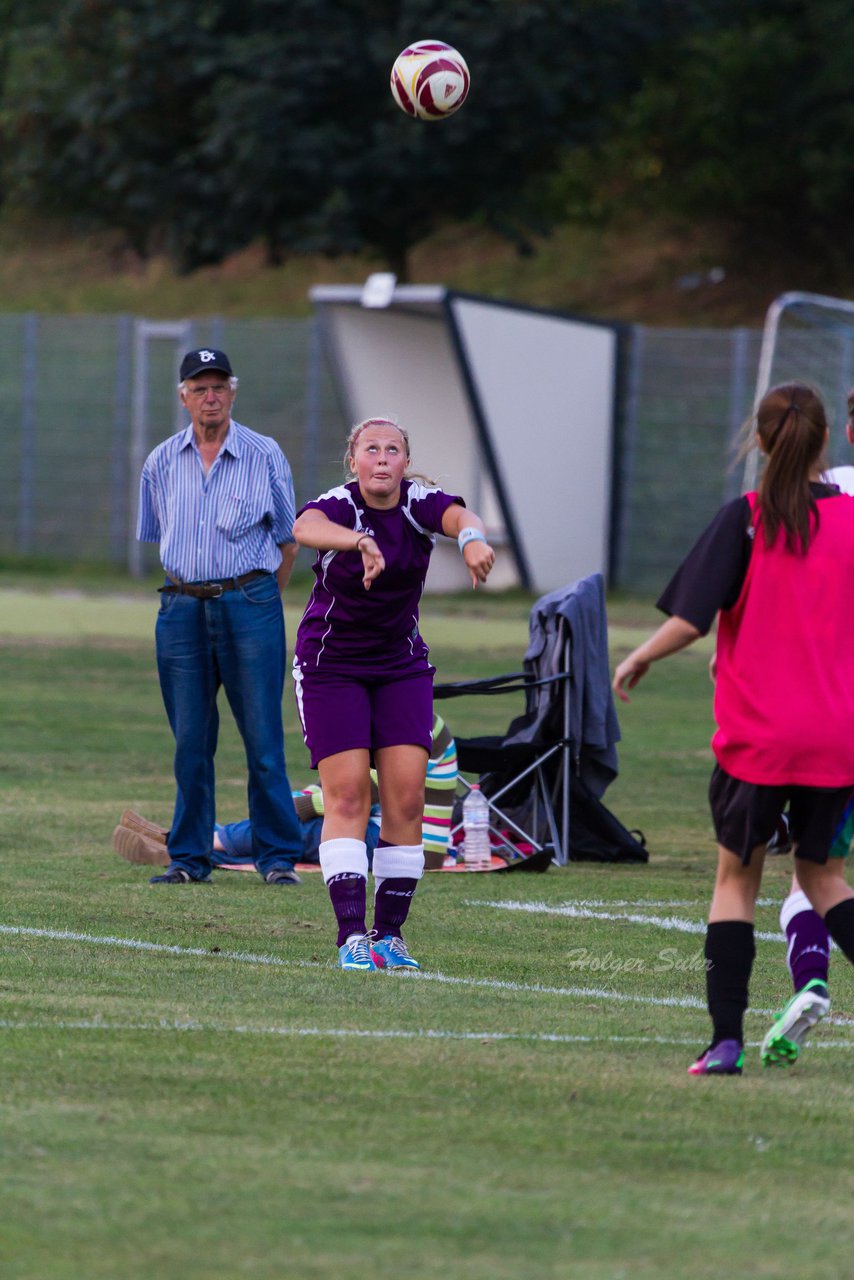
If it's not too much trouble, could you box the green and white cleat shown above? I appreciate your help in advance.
[761,979,830,1067]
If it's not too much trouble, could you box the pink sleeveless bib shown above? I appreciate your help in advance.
[713,492,854,785]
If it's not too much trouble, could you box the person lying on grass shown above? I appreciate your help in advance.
[112,714,458,875]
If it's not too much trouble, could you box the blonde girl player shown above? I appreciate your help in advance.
[292,417,495,971]
[614,382,854,1075]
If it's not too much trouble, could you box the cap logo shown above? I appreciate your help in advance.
[179,347,232,382]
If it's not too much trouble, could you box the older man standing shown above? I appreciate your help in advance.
[137,347,303,885]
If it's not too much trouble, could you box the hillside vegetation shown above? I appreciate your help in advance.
[1,207,850,329]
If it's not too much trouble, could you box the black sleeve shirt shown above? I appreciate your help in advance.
[656,483,842,634]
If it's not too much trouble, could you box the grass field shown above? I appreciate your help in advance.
[2,583,853,1280]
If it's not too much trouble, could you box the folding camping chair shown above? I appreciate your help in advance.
[434,640,572,864]
[434,573,620,866]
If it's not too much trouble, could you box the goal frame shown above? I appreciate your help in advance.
[742,291,854,491]
[127,320,194,576]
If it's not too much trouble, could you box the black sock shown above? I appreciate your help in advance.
[704,921,755,1044]
[824,899,854,966]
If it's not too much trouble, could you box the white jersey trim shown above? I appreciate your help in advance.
[402,480,444,544]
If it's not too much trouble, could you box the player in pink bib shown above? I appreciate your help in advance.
[614,382,854,1075]
[760,385,854,1068]
[292,417,496,971]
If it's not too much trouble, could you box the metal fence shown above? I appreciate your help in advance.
[0,314,345,576]
[2,312,852,592]
[614,326,761,591]
[616,321,854,589]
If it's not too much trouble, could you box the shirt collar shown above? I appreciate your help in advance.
[177,420,241,457]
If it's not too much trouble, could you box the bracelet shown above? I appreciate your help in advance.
[458,527,487,553]
[355,533,371,552]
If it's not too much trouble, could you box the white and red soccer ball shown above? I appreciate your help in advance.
[390,40,470,121]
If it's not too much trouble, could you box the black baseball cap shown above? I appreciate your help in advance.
[180,348,233,380]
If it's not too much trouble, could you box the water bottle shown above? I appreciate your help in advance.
[462,784,492,870]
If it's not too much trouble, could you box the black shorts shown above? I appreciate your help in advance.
[709,765,854,865]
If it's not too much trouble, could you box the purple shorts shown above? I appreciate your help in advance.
[293,666,434,768]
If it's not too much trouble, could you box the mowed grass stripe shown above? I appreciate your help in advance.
[3,918,836,1021]
[1,919,709,1008]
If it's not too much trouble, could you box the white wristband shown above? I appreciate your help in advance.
[458,527,487,552]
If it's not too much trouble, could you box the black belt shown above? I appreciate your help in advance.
[158,570,269,600]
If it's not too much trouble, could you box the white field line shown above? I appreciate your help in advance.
[5,920,848,1025]
[0,1018,696,1045]
[535,897,784,909]
[529,898,700,909]
[0,1017,852,1050]
[466,899,785,943]
[0,921,710,1010]
[0,923,320,970]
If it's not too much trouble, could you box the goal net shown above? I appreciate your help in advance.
[742,291,854,489]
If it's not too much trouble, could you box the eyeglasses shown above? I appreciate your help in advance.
[186,383,231,399]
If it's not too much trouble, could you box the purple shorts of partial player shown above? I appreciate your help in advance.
[293,665,434,768]
[709,764,854,865]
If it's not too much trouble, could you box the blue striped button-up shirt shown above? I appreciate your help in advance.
[137,420,296,581]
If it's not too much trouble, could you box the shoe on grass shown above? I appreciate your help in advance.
[338,933,377,971]
[112,824,169,867]
[149,867,211,884]
[264,867,302,885]
[120,810,169,843]
[765,813,792,856]
[370,935,420,970]
[688,1039,744,1075]
[761,979,830,1068]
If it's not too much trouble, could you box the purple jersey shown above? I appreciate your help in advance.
[294,479,463,673]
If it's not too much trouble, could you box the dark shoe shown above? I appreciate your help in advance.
[150,867,211,884]
[688,1039,744,1075]
[113,825,170,867]
[264,867,302,885]
[765,813,792,856]
[120,810,169,844]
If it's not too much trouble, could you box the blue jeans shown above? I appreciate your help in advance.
[155,573,303,880]
[213,813,381,867]
[214,818,257,861]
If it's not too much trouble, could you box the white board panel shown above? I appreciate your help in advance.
[450,297,616,588]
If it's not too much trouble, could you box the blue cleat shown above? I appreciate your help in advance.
[338,933,377,971]
[370,935,421,970]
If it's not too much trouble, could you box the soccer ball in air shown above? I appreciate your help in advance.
[390,40,470,121]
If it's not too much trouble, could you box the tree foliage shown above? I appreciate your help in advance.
[0,0,678,275]
[594,0,854,266]
[1,0,852,277]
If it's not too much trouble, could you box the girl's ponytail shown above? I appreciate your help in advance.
[756,383,828,553]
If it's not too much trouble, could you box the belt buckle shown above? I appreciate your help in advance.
[206,581,224,599]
